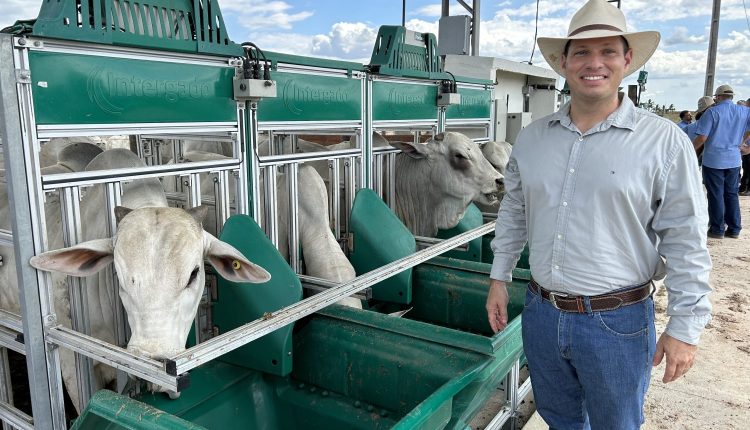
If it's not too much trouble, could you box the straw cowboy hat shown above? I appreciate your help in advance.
[537,0,660,77]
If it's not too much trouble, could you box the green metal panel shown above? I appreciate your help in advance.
[368,26,449,80]
[30,0,242,56]
[371,80,439,122]
[257,71,362,122]
[213,215,301,376]
[445,87,493,120]
[28,51,237,125]
[436,204,484,261]
[349,189,415,304]
[71,390,207,430]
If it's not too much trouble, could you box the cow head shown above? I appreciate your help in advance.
[392,132,503,208]
[29,206,271,361]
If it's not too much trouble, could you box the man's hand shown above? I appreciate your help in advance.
[486,279,509,333]
[653,333,698,383]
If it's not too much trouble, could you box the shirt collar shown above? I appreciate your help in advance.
[549,94,637,133]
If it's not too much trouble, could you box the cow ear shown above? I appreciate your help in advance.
[114,206,133,224]
[187,206,210,224]
[203,232,271,283]
[389,141,429,159]
[29,239,114,277]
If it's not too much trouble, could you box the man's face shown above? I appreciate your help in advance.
[684,112,693,122]
[561,36,632,103]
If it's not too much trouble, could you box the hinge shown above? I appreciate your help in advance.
[15,69,30,84]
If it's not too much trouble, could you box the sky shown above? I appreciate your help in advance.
[1,0,749,111]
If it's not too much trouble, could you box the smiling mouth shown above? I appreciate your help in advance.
[582,75,606,81]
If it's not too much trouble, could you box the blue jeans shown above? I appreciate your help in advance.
[522,287,656,430]
[702,166,741,236]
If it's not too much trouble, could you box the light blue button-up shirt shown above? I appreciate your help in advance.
[677,120,691,132]
[695,99,750,169]
[491,97,712,344]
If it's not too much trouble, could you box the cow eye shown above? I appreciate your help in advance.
[455,153,468,160]
[186,266,199,288]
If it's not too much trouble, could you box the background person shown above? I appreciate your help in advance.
[486,1,712,428]
[692,84,750,239]
[678,110,693,132]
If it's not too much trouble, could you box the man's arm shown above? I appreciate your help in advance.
[487,153,528,333]
[651,133,712,383]
[741,131,750,155]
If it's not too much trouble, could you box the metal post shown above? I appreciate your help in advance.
[264,165,279,249]
[472,0,480,56]
[0,34,66,429]
[288,164,300,273]
[704,0,721,96]
[0,348,14,430]
[330,159,342,240]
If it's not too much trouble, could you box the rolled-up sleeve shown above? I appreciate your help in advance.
[652,137,712,345]
[490,152,528,282]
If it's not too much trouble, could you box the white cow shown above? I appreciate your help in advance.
[389,132,503,237]
[474,140,512,213]
[169,150,361,308]
[2,149,271,412]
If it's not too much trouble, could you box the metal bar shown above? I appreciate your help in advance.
[0,230,12,247]
[1,34,66,430]
[248,104,263,223]
[414,235,470,252]
[0,328,25,355]
[288,164,300,273]
[0,348,16,430]
[0,310,22,334]
[330,159,341,240]
[215,170,231,234]
[171,222,494,374]
[264,166,279,249]
[45,326,178,392]
[257,121,363,132]
[37,122,236,139]
[60,187,95,409]
[387,152,396,209]
[0,400,33,430]
[186,173,201,208]
[298,275,372,300]
[42,158,241,190]
[258,148,361,166]
[344,157,356,236]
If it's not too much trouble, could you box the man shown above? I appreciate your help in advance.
[685,96,715,166]
[485,1,712,428]
[677,110,693,132]
[692,84,750,238]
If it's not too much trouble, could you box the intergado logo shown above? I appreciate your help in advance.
[456,94,487,116]
[282,79,349,116]
[87,66,210,115]
[388,88,430,116]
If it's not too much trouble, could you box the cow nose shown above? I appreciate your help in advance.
[495,177,504,188]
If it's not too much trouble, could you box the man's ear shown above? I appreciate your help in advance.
[624,47,633,70]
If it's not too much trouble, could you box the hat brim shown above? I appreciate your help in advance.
[537,30,661,78]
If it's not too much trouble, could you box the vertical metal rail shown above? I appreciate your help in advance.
[264,165,279,249]
[247,103,263,223]
[387,152,397,209]
[287,164,300,273]
[0,34,66,429]
[59,186,95,408]
[329,160,342,240]
[344,156,356,237]
[0,348,14,430]
[235,114,249,217]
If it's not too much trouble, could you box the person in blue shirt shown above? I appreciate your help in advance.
[693,84,750,239]
[678,110,692,132]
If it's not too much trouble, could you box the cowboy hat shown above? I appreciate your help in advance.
[714,84,734,96]
[537,0,660,77]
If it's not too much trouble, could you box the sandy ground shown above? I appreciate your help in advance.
[476,196,750,429]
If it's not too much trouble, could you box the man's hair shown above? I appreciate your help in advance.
[563,36,630,57]
[679,110,689,120]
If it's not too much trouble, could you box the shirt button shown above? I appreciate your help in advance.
[557,234,562,239]
[554,265,560,270]
[562,201,568,206]
[578,137,583,141]
[569,168,575,173]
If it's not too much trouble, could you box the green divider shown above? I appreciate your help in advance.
[436,204,484,262]
[213,214,302,376]
[445,87,493,120]
[71,390,207,430]
[349,189,415,304]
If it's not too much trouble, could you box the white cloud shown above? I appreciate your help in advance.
[664,26,708,46]
[311,22,378,58]
[0,1,41,30]
[413,4,442,18]
[221,0,313,30]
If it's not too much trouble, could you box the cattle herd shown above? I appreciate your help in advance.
[0,131,512,413]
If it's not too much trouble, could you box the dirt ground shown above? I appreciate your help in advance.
[474,196,750,430]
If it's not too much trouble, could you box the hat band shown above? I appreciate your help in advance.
[568,24,624,37]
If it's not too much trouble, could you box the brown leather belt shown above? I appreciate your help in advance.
[529,279,653,313]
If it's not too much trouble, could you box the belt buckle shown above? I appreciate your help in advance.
[548,291,568,310]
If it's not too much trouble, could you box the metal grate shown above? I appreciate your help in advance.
[30,0,242,56]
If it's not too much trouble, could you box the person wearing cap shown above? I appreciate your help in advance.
[677,110,693,132]
[485,0,711,428]
[692,84,750,239]
[685,96,715,166]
